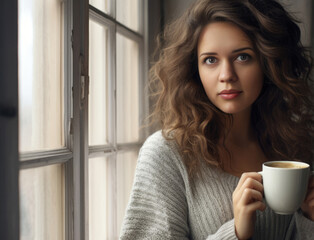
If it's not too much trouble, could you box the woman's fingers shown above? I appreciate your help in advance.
[233,172,264,202]
[236,172,263,189]
[301,176,314,220]
[233,172,266,239]
[240,188,264,205]
[240,176,263,195]
[246,199,267,213]
[304,177,314,203]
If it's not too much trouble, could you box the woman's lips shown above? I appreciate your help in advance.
[218,90,242,100]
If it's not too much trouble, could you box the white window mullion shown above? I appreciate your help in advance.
[64,0,74,239]
[141,0,149,142]
[109,12,118,239]
[107,16,117,147]
[64,0,74,150]
[19,148,72,169]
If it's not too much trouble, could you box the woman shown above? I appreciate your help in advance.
[120,0,314,239]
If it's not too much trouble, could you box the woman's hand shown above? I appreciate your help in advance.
[233,172,266,240]
[301,176,314,221]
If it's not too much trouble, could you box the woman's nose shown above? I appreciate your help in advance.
[218,61,238,83]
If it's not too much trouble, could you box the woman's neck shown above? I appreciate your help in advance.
[223,110,256,146]
[219,109,267,176]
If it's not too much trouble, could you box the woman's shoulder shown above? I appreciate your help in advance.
[138,130,186,175]
[140,130,178,156]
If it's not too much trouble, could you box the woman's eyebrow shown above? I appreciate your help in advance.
[199,52,217,57]
[199,47,254,57]
[232,47,254,53]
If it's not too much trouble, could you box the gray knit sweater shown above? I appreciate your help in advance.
[120,131,314,239]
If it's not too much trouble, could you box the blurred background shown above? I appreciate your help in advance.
[0,0,313,240]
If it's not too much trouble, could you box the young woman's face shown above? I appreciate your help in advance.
[197,22,264,116]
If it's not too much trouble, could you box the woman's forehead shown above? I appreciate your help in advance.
[197,22,254,55]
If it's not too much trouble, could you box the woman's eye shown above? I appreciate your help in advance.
[236,54,251,62]
[204,57,217,64]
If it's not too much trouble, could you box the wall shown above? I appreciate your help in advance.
[281,0,313,47]
[162,0,313,48]
[163,0,194,23]
[0,0,20,239]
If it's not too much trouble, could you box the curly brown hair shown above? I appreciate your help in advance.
[150,0,314,176]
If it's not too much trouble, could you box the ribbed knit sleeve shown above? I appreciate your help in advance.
[119,132,191,239]
[294,210,314,239]
[205,219,237,240]
[119,131,239,240]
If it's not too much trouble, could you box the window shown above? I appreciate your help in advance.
[18,0,148,239]
[18,0,65,153]
[89,1,148,238]
[18,0,67,239]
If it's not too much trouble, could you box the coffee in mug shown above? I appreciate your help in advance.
[265,162,307,169]
[259,161,312,215]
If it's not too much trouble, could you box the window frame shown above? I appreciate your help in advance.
[16,0,149,239]
[88,0,149,238]
[16,0,87,239]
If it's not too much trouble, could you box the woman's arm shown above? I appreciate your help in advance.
[119,132,239,240]
[119,134,190,240]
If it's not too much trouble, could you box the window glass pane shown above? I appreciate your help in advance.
[116,33,139,143]
[90,0,110,14]
[18,0,64,152]
[19,164,64,240]
[117,151,138,235]
[116,0,140,32]
[89,156,110,240]
[89,19,109,146]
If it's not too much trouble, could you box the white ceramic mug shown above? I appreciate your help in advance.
[259,161,313,215]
